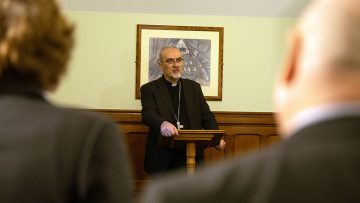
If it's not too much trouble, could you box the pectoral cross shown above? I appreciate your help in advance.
[176,121,184,130]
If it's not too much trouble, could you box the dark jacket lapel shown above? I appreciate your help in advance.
[181,79,195,127]
[156,77,176,122]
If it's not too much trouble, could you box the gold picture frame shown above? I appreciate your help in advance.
[135,24,224,101]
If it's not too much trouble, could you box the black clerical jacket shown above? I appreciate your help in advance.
[140,76,218,174]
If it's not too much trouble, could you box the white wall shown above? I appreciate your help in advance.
[50,11,295,112]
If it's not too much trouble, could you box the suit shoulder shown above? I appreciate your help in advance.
[140,78,161,90]
[181,78,201,90]
[50,106,116,128]
[182,78,200,86]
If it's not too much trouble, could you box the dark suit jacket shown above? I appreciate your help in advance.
[141,76,218,174]
[0,82,133,203]
[140,116,360,203]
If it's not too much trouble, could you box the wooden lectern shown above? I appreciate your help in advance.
[160,129,225,175]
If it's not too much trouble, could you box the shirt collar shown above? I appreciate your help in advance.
[290,102,360,135]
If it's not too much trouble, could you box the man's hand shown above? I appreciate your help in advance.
[160,121,178,137]
[215,139,226,150]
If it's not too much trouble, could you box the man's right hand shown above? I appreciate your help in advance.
[160,121,178,137]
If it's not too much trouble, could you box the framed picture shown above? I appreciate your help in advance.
[135,24,224,101]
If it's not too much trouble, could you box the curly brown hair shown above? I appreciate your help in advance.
[0,0,74,89]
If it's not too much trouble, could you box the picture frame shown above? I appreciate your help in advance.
[135,24,224,101]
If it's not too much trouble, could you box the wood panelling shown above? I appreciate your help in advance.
[94,110,279,192]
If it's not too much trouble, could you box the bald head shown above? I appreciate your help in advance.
[299,0,360,72]
[275,0,360,135]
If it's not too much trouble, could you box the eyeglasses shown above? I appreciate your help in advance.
[162,57,184,65]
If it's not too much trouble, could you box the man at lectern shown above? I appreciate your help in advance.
[141,47,225,176]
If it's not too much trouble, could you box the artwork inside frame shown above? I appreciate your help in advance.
[135,24,224,101]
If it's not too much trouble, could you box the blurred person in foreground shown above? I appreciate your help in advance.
[0,0,132,202]
[139,0,360,202]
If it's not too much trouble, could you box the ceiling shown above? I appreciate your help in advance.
[59,0,312,18]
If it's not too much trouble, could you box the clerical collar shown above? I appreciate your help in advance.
[163,76,180,87]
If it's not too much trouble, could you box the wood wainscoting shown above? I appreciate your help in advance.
[94,110,279,193]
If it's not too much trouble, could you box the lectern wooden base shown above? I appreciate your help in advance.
[186,143,196,175]
[173,130,225,175]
